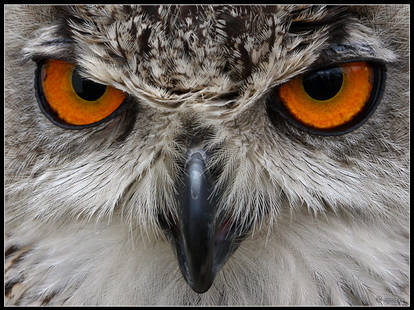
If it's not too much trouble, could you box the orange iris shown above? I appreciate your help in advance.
[41,59,126,125]
[278,62,373,129]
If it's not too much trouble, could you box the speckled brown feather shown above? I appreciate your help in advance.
[5,242,32,305]
[4,4,409,306]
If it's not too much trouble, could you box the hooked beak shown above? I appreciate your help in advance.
[159,147,251,293]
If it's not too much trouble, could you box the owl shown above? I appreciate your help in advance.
[4,4,409,306]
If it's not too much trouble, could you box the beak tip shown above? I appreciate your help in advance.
[185,273,216,294]
[191,284,213,294]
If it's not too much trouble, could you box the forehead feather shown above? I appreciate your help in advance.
[67,5,350,108]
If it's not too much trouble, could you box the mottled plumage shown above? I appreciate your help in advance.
[4,5,409,305]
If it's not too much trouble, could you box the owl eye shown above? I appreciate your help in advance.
[35,59,127,128]
[268,61,386,135]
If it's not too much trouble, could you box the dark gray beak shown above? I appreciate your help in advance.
[159,147,251,293]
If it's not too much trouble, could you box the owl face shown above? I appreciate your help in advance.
[5,5,409,295]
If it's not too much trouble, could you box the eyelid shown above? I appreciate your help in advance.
[306,57,386,75]
[280,57,386,87]
[31,54,76,66]
[33,58,104,87]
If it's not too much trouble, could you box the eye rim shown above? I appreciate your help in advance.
[34,59,130,130]
[267,59,387,136]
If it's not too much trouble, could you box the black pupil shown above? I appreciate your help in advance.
[302,67,343,101]
[72,68,107,101]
